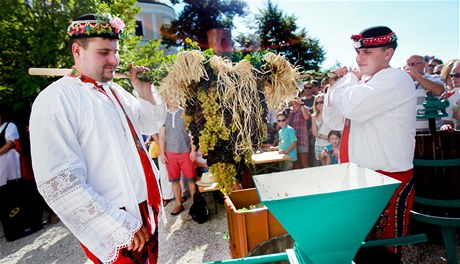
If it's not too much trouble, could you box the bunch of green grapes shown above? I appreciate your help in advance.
[181,112,194,131]
[209,162,237,195]
[197,88,231,155]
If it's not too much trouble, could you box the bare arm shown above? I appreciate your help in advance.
[0,140,15,156]
[279,141,297,155]
[404,66,444,96]
[159,127,167,164]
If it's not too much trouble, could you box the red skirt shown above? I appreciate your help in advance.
[81,202,159,264]
[366,169,415,254]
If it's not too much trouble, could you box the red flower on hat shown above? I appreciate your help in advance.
[351,34,362,41]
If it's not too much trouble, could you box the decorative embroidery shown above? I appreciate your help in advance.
[351,32,397,48]
[37,167,142,263]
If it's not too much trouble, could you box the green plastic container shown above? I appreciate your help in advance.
[253,163,401,263]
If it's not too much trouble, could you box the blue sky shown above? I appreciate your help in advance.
[170,0,460,69]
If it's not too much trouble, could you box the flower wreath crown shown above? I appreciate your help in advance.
[67,13,126,39]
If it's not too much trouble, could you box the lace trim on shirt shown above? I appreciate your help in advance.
[37,167,141,263]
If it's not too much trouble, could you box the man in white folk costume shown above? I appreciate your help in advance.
[323,26,416,263]
[29,13,166,263]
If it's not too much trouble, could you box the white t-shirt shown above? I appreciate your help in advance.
[415,74,445,131]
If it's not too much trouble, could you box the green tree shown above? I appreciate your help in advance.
[161,0,248,49]
[0,0,142,114]
[236,0,325,71]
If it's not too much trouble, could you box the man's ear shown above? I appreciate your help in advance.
[384,47,395,61]
[71,42,81,58]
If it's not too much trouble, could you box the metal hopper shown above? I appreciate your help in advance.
[252,163,401,263]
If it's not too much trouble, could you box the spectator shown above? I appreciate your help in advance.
[320,77,329,93]
[319,130,341,166]
[427,58,443,75]
[440,59,459,91]
[301,82,316,168]
[404,54,445,131]
[433,64,443,75]
[270,112,297,171]
[159,101,197,216]
[311,94,332,166]
[194,150,209,176]
[29,13,166,263]
[324,26,416,262]
[287,96,311,169]
[442,60,460,131]
[311,79,320,96]
[0,106,21,187]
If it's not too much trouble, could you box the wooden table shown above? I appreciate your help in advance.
[251,151,292,175]
[197,182,220,214]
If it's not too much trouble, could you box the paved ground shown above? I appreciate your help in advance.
[1,195,459,264]
[0,196,230,264]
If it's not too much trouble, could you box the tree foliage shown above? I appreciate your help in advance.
[235,0,325,72]
[0,0,168,116]
[161,0,248,49]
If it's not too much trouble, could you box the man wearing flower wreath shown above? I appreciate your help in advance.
[29,13,166,263]
[323,26,416,263]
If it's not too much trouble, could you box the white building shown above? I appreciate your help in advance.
[135,0,176,53]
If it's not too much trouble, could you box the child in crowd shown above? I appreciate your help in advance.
[270,112,297,171]
[320,130,341,165]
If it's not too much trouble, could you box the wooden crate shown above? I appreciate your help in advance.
[224,188,286,258]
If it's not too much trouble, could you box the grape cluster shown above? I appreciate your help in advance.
[209,162,237,195]
[205,139,235,166]
[197,88,231,155]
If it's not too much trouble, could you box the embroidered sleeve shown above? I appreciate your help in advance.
[38,167,141,263]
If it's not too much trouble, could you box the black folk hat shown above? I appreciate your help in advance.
[351,26,398,49]
[67,13,125,40]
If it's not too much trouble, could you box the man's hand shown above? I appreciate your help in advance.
[403,65,420,81]
[127,226,149,252]
[161,153,168,164]
[128,64,155,104]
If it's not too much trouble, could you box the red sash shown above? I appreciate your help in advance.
[339,119,350,163]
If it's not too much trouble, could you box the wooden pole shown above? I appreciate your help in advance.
[28,68,130,78]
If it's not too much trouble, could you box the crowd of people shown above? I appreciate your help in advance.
[0,11,458,264]
[266,54,460,171]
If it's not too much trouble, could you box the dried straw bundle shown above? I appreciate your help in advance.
[262,52,299,110]
[209,57,267,161]
[158,50,208,105]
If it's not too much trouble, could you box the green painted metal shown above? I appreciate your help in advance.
[415,196,460,207]
[201,252,289,264]
[416,92,449,119]
[411,210,460,264]
[360,234,427,248]
[253,163,401,264]
[413,158,460,167]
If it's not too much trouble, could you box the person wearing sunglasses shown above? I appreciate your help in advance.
[441,60,460,131]
[404,55,445,131]
[323,26,416,263]
[269,112,297,171]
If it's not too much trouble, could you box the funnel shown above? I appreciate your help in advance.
[253,163,401,263]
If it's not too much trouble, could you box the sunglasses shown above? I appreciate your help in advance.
[316,101,324,105]
[408,62,423,67]
[428,64,437,68]
[304,86,313,90]
[277,119,286,122]
[450,73,460,78]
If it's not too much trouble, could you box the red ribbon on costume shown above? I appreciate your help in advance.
[71,70,161,212]
[339,119,350,163]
